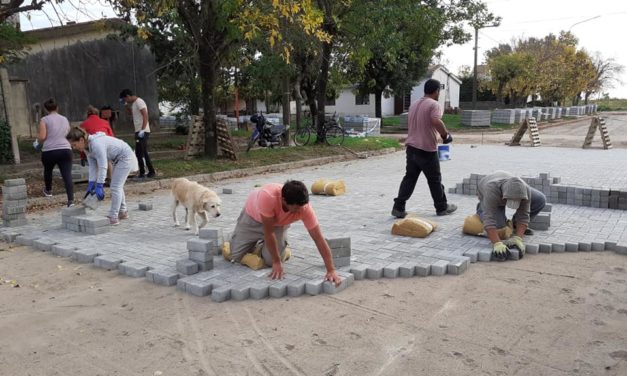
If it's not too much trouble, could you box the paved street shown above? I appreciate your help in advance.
[2,143,627,302]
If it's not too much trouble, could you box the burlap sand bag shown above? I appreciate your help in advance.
[391,216,438,238]
[462,214,513,239]
[311,179,346,196]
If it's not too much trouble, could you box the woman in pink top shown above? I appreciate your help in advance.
[229,180,341,285]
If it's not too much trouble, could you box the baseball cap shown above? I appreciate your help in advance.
[506,199,521,210]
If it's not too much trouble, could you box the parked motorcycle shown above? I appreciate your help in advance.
[246,113,288,152]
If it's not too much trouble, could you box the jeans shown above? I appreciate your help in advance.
[135,132,155,176]
[476,186,547,228]
[230,210,288,266]
[393,146,448,212]
[108,157,139,218]
[41,149,74,202]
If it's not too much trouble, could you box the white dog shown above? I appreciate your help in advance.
[171,178,222,235]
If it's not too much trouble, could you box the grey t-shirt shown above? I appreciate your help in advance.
[86,133,137,183]
[41,113,71,152]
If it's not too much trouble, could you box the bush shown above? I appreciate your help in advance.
[0,120,15,164]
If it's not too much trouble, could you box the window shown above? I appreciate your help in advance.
[440,84,445,90]
[355,93,370,105]
[326,97,336,106]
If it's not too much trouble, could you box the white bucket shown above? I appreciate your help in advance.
[438,144,451,161]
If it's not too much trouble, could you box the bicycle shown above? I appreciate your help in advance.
[293,112,345,146]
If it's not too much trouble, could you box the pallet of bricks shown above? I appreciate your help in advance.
[2,178,28,227]
[185,115,237,160]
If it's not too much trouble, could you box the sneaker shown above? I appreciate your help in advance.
[436,203,458,216]
[146,172,156,178]
[43,188,53,197]
[118,211,129,220]
[67,201,75,207]
[391,208,407,218]
[108,216,120,226]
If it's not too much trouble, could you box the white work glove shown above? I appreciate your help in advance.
[33,140,41,150]
[138,130,145,139]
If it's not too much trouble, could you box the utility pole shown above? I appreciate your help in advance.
[472,26,479,110]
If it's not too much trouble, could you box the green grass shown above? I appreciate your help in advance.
[593,99,627,111]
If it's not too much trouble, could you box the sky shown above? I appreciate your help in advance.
[19,0,627,99]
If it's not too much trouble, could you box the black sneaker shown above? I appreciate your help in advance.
[391,208,407,218]
[146,172,156,178]
[43,188,53,197]
[436,203,457,216]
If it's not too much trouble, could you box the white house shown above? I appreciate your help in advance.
[324,65,461,117]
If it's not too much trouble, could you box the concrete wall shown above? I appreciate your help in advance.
[7,37,158,135]
[409,68,461,110]
[325,89,394,117]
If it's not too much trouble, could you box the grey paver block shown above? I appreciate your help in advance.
[399,263,416,278]
[539,243,552,253]
[194,259,214,271]
[2,231,20,242]
[431,260,449,276]
[198,228,223,241]
[323,275,353,294]
[147,270,179,286]
[32,238,56,252]
[211,285,231,302]
[222,188,233,194]
[615,245,627,255]
[508,248,520,260]
[591,242,605,252]
[185,279,213,296]
[249,284,269,300]
[51,245,76,257]
[526,244,539,254]
[552,243,565,253]
[366,266,383,279]
[269,282,288,298]
[61,206,86,217]
[333,256,350,268]
[478,250,492,262]
[287,280,306,297]
[565,243,579,252]
[3,178,26,186]
[305,280,324,295]
[139,202,153,211]
[176,259,199,275]
[188,250,213,262]
[187,238,220,253]
[447,259,469,275]
[463,249,479,263]
[578,242,591,252]
[415,263,431,277]
[383,263,402,278]
[118,263,150,278]
[231,286,250,301]
[94,255,123,270]
[72,250,99,263]
[349,265,367,280]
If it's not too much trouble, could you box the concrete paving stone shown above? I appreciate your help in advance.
[349,265,368,280]
[333,256,350,268]
[51,244,77,257]
[398,263,416,278]
[94,255,124,270]
[72,250,99,263]
[230,285,250,301]
[305,280,324,295]
[578,242,592,252]
[615,245,627,255]
[478,249,493,261]
[565,242,579,252]
[84,226,111,235]
[249,284,270,300]
[447,258,469,274]
[61,206,87,217]
[552,243,565,253]
[269,282,288,298]
[3,178,26,186]
[198,227,223,241]
[178,278,211,296]
[188,250,213,262]
[211,285,231,302]
[2,231,21,242]
[31,238,57,252]
[539,243,552,253]
[195,259,214,271]
[147,270,179,286]
[383,263,403,278]
[287,280,306,297]
[139,202,153,211]
[187,238,219,253]
[604,242,617,251]
[366,265,384,279]
[463,249,479,263]
[591,242,605,251]
[431,260,449,276]
[414,262,431,276]
[222,188,233,194]
[118,262,150,278]
[323,275,353,294]
[2,205,27,215]
[176,259,199,275]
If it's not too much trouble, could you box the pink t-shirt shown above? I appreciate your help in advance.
[244,183,319,230]
[404,97,442,152]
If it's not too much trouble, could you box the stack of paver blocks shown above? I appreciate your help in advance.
[61,206,111,234]
[2,179,28,227]
[185,228,223,272]
[327,237,351,267]
[529,204,551,231]
[461,110,491,127]
[491,109,516,124]
[53,164,88,183]
[531,108,545,122]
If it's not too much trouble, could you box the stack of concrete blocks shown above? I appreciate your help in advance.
[138,202,153,211]
[529,204,551,231]
[592,104,598,113]
[52,164,88,183]
[2,178,28,227]
[513,109,526,124]
[531,108,545,122]
[555,107,563,119]
[491,109,516,124]
[562,107,570,117]
[185,228,223,272]
[343,117,381,136]
[546,107,558,120]
[62,206,111,235]
[399,112,408,129]
[461,110,491,127]
[327,237,351,268]
[449,173,484,195]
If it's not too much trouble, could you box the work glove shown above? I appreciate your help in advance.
[443,133,453,144]
[86,181,96,194]
[504,235,526,256]
[95,183,105,201]
[137,130,145,139]
[492,241,510,262]
[33,140,41,150]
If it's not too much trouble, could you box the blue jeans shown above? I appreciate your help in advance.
[476,187,546,228]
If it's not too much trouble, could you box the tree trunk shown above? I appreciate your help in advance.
[584,91,591,105]
[294,77,303,129]
[198,46,218,158]
[375,89,383,118]
[281,75,290,145]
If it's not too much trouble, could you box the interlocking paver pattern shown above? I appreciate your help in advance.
[2,144,627,302]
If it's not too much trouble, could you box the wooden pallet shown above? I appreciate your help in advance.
[509,117,541,147]
[582,116,612,149]
[185,115,238,160]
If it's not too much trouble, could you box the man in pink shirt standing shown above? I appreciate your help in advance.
[392,79,456,218]
[230,180,341,286]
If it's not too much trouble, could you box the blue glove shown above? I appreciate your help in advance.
[137,130,145,139]
[33,140,41,150]
[86,181,96,194]
[95,183,105,201]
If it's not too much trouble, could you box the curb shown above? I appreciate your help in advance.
[25,147,398,211]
